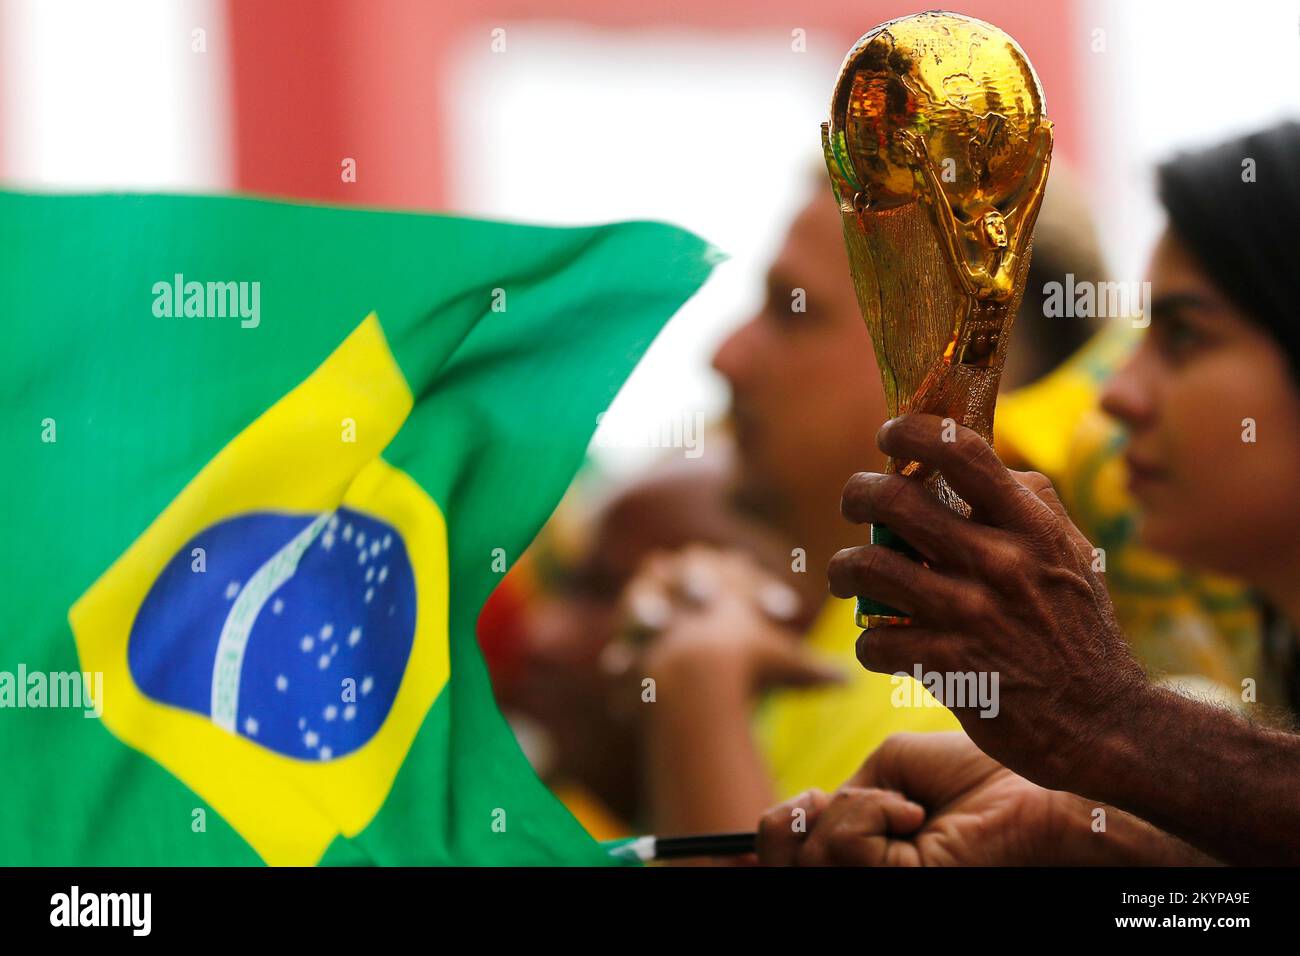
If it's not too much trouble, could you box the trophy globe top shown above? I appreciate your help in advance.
[826,11,1049,223]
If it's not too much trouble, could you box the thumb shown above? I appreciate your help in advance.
[849,731,994,808]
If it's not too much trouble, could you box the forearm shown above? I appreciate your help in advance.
[1050,792,1220,866]
[642,655,774,837]
[1081,686,1300,864]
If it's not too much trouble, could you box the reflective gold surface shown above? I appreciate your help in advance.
[822,11,1053,627]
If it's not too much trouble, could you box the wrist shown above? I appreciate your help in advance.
[1050,790,1216,865]
[1042,789,1113,863]
[1073,679,1166,805]
[644,637,752,699]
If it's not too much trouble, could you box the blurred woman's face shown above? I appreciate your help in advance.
[1100,229,1300,581]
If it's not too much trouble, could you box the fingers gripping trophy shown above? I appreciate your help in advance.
[821,11,1054,628]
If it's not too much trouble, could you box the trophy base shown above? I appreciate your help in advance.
[855,609,914,629]
[855,523,919,629]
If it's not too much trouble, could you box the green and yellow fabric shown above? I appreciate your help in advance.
[0,191,716,865]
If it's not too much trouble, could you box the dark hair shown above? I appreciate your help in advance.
[1156,121,1300,375]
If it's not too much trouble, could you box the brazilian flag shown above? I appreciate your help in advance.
[0,191,716,865]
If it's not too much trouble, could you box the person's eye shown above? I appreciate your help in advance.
[773,290,820,325]
[1155,315,1203,359]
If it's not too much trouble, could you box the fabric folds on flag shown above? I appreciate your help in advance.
[0,191,717,865]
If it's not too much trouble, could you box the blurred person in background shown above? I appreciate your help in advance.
[484,177,969,839]
[630,181,960,837]
[760,121,1300,866]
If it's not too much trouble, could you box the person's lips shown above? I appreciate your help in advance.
[1124,452,1169,492]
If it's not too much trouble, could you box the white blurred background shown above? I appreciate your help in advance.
[446,25,839,474]
[1081,0,1300,291]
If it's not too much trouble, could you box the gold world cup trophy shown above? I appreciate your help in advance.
[822,11,1054,628]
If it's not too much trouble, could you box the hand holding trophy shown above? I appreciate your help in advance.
[821,11,1054,627]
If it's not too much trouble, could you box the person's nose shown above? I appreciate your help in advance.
[1099,344,1157,431]
[711,317,760,390]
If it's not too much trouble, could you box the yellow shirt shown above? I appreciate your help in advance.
[754,597,960,800]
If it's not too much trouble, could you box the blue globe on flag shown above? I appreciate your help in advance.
[128,507,416,761]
